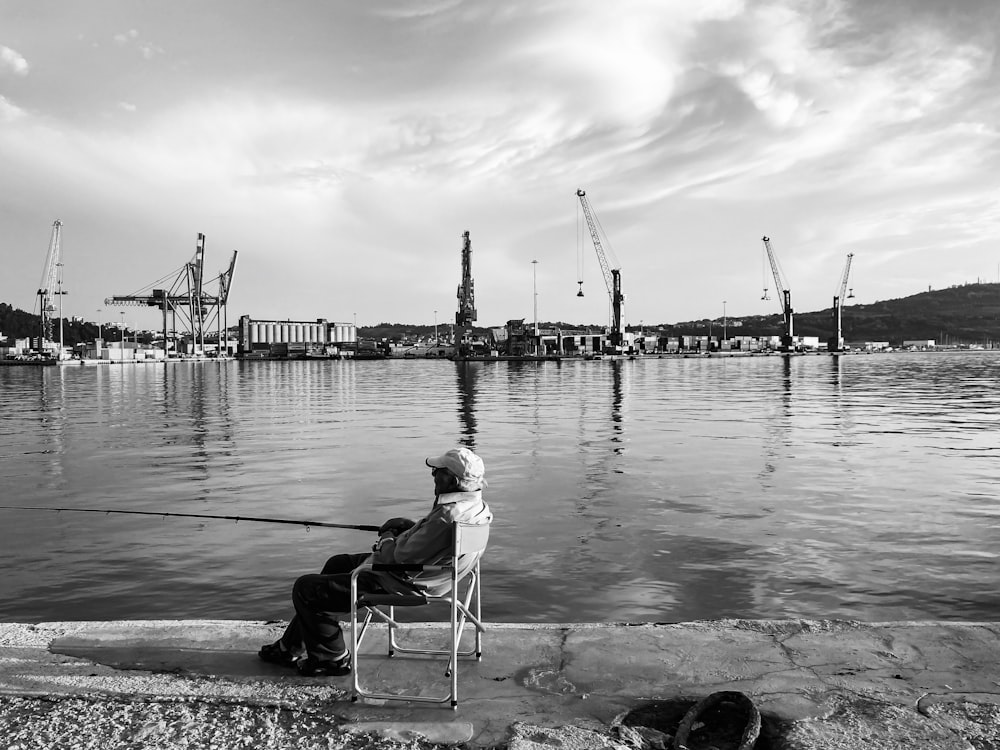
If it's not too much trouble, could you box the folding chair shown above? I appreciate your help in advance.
[349,521,489,708]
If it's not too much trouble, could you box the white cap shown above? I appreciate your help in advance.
[425,447,486,486]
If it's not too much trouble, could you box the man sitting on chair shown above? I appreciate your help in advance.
[259,446,493,677]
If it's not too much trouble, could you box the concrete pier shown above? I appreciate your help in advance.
[1,619,999,748]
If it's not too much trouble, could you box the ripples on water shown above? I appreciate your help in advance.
[1,352,998,624]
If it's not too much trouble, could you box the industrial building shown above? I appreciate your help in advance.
[237,316,357,359]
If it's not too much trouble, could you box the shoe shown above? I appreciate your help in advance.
[296,653,351,677]
[258,640,298,668]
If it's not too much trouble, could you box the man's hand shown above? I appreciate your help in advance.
[378,517,415,536]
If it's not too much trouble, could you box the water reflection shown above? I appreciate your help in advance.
[161,362,239,494]
[38,368,66,483]
[781,354,792,412]
[611,360,625,455]
[757,358,791,484]
[455,361,479,450]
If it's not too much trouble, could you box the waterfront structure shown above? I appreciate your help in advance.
[389,341,456,358]
[105,233,238,359]
[34,220,64,358]
[236,316,356,359]
[576,190,625,353]
[761,236,795,352]
[454,231,478,357]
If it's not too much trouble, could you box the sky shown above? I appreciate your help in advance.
[1,0,998,332]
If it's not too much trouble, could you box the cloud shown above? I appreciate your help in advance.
[139,42,165,60]
[113,29,164,59]
[0,94,25,122]
[373,0,465,21]
[113,29,139,45]
[0,45,29,75]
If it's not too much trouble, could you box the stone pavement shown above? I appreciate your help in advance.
[1,618,999,748]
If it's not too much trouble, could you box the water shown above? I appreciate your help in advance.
[1,352,998,625]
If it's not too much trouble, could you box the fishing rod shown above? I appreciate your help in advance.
[0,506,381,532]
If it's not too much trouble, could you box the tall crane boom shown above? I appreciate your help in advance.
[762,235,786,301]
[835,253,854,302]
[761,236,794,351]
[218,249,238,305]
[35,220,64,352]
[829,252,854,353]
[576,189,624,352]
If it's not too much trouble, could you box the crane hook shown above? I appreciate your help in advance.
[576,281,585,298]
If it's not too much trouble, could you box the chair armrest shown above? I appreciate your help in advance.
[371,563,449,573]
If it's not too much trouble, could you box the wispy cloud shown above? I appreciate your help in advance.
[0,94,26,122]
[0,45,29,75]
[113,29,164,59]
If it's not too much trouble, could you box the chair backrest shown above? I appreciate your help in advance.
[451,521,490,584]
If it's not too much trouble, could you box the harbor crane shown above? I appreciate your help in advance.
[34,220,64,355]
[455,230,477,357]
[105,233,237,358]
[761,236,794,352]
[829,253,855,353]
[576,189,624,353]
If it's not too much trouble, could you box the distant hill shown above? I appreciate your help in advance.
[668,283,1000,346]
[4,283,1000,347]
[0,303,104,347]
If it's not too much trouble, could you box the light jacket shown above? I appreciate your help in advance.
[369,490,493,596]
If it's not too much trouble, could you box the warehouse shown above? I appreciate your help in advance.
[236,316,357,359]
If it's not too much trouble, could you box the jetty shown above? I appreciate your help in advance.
[2,618,999,748]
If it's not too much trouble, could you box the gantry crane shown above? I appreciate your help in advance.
[576,189,624,353]
[829,253,855,353]
[34,220,64,355]
[105,233,237,357]
[455,230,477,357]
[761,236,794,352]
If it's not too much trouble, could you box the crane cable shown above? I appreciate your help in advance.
[576,199,584,287]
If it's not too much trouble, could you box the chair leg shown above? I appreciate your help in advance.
[352,557,486,708]
[387,604,397,656]
[473,569,483,659]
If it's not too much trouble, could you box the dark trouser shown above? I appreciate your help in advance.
[280,552,382,661]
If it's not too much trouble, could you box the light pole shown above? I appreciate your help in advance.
[96,309,102,347]
[532,260,539,354]
[120,311,126,353]
[434,310,438,344]
[723,300,727,343]
[56,262,65,358]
